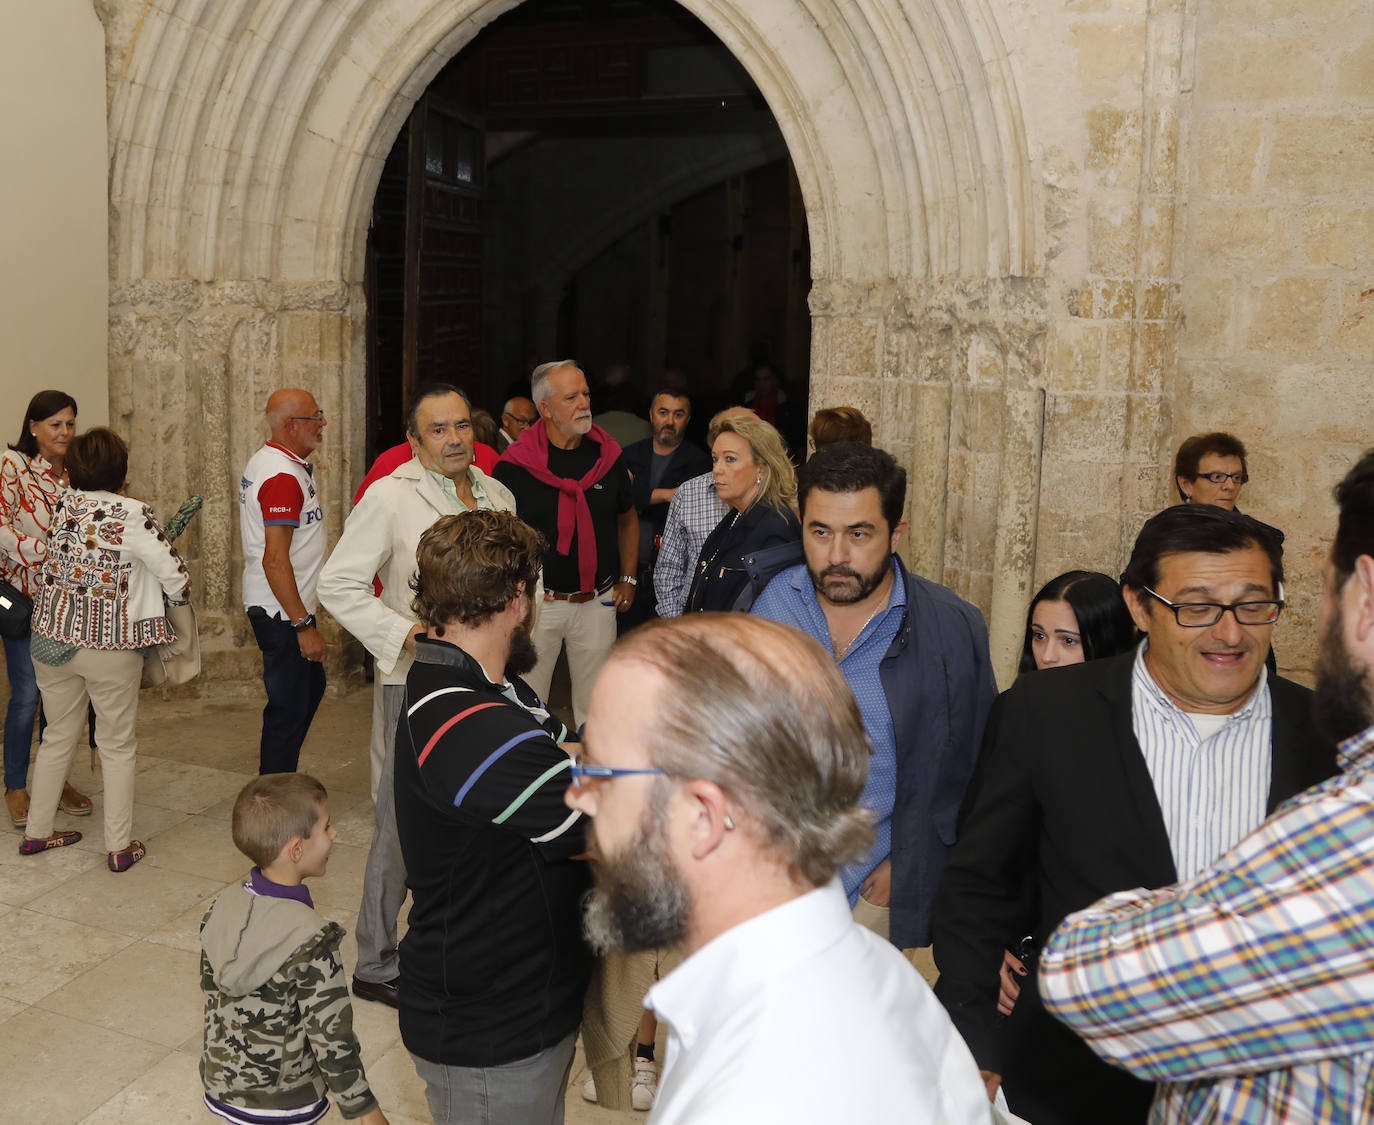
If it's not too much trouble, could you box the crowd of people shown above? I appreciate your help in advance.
[2,371,1373,1125]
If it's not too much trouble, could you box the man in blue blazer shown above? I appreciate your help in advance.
[753,442,997,952]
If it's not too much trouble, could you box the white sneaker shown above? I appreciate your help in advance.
[582,1075,598,1103]
[632,1057,658,1112]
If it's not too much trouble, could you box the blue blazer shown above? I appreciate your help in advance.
[881,556,998,947]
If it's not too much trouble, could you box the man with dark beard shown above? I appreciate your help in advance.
[1038,448,1374,1125]
[751,441,996,955]
[619,388,710,630]
[393,510,591,1125]
[564,613,993,1124]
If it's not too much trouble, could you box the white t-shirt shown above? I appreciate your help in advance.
[646,881,993,1124]
[239,442,326,617]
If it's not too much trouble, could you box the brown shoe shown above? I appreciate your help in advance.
[58,783,93,817]
[5,788,29,829]
[351,975,400,1008]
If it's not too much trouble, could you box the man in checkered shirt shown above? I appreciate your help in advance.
[1042,447,1374,1125]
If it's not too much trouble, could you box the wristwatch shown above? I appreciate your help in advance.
[291,613,317,631]
[619,575,637,586]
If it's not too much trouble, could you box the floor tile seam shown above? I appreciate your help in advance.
[70,1042,184,1125]
[29,992,196,1050]
[17,898,156,940]
[10,925,146,1008]
[0,868,108,909]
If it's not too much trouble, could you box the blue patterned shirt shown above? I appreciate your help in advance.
[654,471,728,617]
[753,560,905,905]
[1041,722,1374,1124]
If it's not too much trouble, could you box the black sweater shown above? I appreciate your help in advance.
[395,636,591,1067]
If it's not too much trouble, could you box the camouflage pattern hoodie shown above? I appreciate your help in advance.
[200,879,378,1119]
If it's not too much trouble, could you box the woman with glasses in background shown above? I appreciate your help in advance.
[1173,431,1252,510]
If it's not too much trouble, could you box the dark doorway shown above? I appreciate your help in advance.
[364,0,811,460]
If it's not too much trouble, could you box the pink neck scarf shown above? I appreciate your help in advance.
[501,421,622,591]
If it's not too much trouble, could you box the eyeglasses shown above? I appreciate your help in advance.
[568,753,666,789]
[290,412,326,423]
[1194,471,1248,485]
[1141,585,1283,627]
[504,412,538,426]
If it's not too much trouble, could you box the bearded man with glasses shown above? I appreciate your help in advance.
[933,502,1336,1125]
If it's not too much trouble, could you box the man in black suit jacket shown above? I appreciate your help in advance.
[619,388,710,630]
[933,504,1336,1125]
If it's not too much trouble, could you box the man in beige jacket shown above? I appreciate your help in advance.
[318,382,516,1007]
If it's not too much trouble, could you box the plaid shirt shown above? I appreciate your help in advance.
[653,471,727,617]
[1040,722,1374,1124]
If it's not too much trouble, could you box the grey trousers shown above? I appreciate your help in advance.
[354,683,407,983]
[409,1032,577,1125]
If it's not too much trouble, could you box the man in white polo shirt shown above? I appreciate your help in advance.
[239,387,328,775]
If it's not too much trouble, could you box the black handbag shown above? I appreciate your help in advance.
[0,578,32,639]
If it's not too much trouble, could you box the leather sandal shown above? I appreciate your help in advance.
[19,830,83,855]
[5,788,28,829]
[58,783,93,817]
[107,839,146,873]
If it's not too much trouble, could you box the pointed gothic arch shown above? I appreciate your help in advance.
[102,0,1046,676]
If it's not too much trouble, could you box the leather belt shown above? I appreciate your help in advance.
[545,581,613,604]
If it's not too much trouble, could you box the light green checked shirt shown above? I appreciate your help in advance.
[428,466,496,513]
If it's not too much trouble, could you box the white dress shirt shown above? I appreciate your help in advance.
[645,881,992,1124]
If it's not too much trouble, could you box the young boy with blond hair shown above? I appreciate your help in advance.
[200,773,388,1125]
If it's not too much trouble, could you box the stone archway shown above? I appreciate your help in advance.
[100,0,1046,678]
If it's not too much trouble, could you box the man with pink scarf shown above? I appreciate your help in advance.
[495,360,637,726]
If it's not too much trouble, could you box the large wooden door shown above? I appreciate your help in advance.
[404,94,485,405]
[365,96,486,457]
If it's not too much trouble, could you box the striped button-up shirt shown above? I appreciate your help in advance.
[1132,642,1273,879]
[1041,722,1374,1124]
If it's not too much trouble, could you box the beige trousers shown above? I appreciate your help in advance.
[852,895,939,985]
[523,595,617,727]
[30,648,143,852]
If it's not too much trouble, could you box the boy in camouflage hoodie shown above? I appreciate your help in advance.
[200,773,388,1125]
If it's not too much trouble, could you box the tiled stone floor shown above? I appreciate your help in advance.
[0,682,631,1124]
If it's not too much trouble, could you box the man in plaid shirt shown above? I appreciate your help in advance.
[1041,447,1374,1124]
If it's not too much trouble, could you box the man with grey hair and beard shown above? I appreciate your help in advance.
[495,359,636,726]
[564,613,993,1124]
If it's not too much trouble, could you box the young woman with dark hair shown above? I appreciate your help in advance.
[1018,570,1138,676]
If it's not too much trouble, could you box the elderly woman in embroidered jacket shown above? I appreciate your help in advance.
[20,428,190,872]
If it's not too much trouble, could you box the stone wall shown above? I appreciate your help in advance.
[1173,0,1374,677]
[87,0,1374,690]
[107,279,367,691]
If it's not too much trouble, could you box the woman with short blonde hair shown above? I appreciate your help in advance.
[686,413,801,613]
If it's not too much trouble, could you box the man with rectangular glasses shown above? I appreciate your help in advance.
[1040,457,1374,1119]
[933,502,1336,1124]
